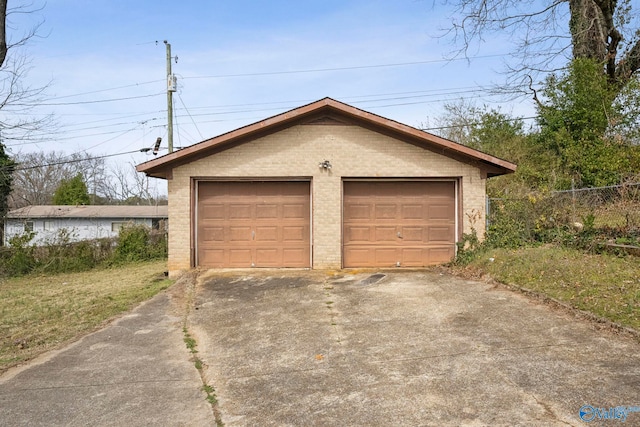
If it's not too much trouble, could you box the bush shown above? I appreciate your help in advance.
[0,226,167,278]
[112,224,167,263]
[483,190,640,258]
[0,232,37,276]
[454,229,484,266]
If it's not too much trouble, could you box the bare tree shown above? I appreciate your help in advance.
[0,2,52,145]
[104,161,166,205]
[0,1,53,218]
[439,0,640,91]
[8,151,108,208]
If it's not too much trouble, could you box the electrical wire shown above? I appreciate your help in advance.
[43,80,164,101]
[177,91,204,140]
[181,54,509,80]
[1,149,151,172]
[11,92,164,107]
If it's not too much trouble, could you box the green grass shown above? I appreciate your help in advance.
[0,260,171,373]
[459,245,640,331]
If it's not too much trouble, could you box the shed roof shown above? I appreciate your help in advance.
[136,97,516,179]
[7,205,168,219]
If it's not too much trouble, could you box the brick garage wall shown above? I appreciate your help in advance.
[167,124,486,274]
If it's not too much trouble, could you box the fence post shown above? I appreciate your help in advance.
[486,196,490,231]
[571,178,576,224]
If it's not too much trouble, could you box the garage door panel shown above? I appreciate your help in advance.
[402,248,425,265]
[346,226,371,242]
[343,248,373,266]
[401,227,424,242]
[283,248,308,265]
[429,226,455,242]
[373,183,399,197]
[201,226,224,243]
[255,226,278,242]
[197,181,310,268]
[202,204,225,219]
[277,183,306,197]
[375,248,398,265]
[429,247,456,263]
[375,204,397,219]
[344,204,371,221]
[229,249,252,265]
[428,181,455,197]
[256,204,278,219]
[282,226,306,242]
[229,226,252,242]
[344,181,456,267]
[374,226,397,242]
[202,249,225,266]
[428,204,455,220]
[229,204,252,219]
[256,248,278,264]
[402,204,425,220]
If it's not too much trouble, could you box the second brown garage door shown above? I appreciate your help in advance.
[197,181,310,268]
[343,181,456,268]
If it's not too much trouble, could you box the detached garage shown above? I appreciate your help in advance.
[137,98,515,275]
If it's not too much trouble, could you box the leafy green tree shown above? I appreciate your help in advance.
[52,173,91,205]
[436,102,564,193]
[537,58,640,187]
[0,142,15,217]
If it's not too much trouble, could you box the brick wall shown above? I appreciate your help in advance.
[167,125,486,274]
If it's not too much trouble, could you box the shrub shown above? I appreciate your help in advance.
[0,226,167,278]
[112,224,167,263]
[0,232,37,276]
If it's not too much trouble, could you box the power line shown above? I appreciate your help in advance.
[2,149,151,172]
[12,92,164,107]
[181,54,508,80]
[177,92,204,140]
[44,80,163,101]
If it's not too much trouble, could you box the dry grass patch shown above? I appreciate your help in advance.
[461,246,640,331]
[0,260,171,373]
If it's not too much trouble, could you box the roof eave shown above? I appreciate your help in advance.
[135,97,517,178]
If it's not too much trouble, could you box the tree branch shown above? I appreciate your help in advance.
[615,37,640,84]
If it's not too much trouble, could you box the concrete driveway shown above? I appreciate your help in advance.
[190,270,640,426]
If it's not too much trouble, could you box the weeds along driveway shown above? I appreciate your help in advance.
[189,270,640,427]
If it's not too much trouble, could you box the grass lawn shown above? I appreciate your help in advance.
[0,260,172,374]
[458,246,640,332]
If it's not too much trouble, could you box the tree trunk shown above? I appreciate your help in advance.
[569,0,608,61]
[568,0,640,87]
[0,0,6,68]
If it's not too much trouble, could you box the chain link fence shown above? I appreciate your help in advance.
[486,182,640,249]
[551,182,640,229]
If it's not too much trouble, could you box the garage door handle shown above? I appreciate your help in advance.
[397,232,402,239]
[252,230,255,240]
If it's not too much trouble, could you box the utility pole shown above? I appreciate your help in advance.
[164,40,176,153]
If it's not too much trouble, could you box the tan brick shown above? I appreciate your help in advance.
[166,125,488,273]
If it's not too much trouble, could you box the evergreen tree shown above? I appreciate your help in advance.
[0,142,15,217]
[52,173,91,205]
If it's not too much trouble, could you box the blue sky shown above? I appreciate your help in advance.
[5,0,537,167]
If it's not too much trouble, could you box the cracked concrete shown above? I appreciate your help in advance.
[190,270,640,426]
[1,269,638,426]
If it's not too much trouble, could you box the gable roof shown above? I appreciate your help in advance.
[7,205,168,219]
[136,97,516,179]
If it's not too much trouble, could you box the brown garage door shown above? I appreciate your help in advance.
[343,181,456,268]
[197,181,310,268]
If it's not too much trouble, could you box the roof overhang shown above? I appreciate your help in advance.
[7,205,168,219]
[136,97,517,179]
